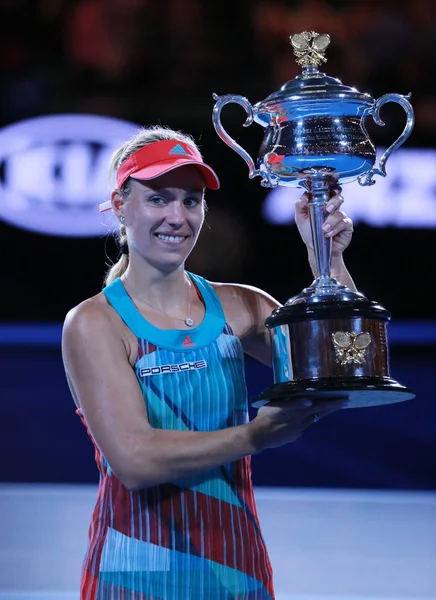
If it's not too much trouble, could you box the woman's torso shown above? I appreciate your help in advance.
[78,273,274,600]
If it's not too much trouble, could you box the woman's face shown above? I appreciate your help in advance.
[121,166,206,272]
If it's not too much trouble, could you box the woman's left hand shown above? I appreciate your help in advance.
[295,189,354,257]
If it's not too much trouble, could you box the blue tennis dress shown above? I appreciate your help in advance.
[77,272,274,599]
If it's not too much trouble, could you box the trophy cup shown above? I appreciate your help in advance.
[212,31,415,408]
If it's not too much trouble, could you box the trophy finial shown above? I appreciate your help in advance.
[290,31,331,68]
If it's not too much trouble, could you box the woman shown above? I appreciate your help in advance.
[62,125,354,599]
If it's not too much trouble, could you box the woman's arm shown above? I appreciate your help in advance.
[62,299,330,490]
[230,190,357,365]
[62,301,259,490]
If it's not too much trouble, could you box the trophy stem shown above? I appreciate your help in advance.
[306,178,333,282]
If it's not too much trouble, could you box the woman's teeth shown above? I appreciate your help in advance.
[156,234,186,243]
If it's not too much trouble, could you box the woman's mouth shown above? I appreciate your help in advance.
[155,233,189,244]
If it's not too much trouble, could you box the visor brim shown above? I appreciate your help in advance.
[131,160,220,190]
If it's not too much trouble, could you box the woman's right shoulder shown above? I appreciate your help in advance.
[62,291,117,342]
[62,291,137,364]
[62,286,139,374]
[64,291,108,323]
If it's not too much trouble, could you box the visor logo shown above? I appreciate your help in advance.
[169,143,189,156]
[0,114,140,237]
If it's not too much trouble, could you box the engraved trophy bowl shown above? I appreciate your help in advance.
[212,31,415,409]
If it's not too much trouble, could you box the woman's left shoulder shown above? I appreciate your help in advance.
[208,281,281,339]
[209,281,279,306]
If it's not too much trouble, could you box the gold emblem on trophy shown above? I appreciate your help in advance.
[332,332,372,366]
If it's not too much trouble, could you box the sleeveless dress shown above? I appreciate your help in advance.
[77,273,275,600]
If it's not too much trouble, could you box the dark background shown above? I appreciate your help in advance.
[0,0,435,490]
[1,0,435,319]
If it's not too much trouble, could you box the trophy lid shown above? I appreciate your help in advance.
[256,31,373,108]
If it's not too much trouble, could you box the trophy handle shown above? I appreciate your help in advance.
[212,93,275,186]
[358,93,415,186]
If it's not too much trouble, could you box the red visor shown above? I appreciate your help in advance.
[99,140,220,212]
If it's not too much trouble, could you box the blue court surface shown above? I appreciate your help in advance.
[0,485,435,600]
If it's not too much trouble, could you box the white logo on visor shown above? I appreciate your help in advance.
[0,114,140,237]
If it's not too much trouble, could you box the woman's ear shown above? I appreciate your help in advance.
[111,189,125,220]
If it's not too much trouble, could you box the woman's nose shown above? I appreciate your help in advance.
[165,201,186,225]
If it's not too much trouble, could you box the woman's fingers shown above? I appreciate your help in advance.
[322,211,353,237]
[297,189,344,215]
[260,397,347,417]
[325,192,344,215]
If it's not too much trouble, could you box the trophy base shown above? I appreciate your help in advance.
[252,376,415,409]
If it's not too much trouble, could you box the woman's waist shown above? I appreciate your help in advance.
[98,463,255,519]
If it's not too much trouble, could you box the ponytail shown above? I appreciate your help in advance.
[104,224,129,287]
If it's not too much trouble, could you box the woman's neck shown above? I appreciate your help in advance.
[121,262,189,313]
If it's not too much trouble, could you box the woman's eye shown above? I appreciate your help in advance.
[148,196,166,205]
[184,197,201,207]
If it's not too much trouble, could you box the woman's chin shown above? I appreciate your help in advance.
[152,256,190,273]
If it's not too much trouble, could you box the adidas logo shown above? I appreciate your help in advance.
[169,143,189,156]
[182,335,195,348]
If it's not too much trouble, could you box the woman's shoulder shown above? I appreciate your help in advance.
[62,291,125,346]
[64,291,110,327]
[62,290,137,363]
[209,280,280,308]
[207,280,281,339]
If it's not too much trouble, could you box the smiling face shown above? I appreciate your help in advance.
[114,165,206,273]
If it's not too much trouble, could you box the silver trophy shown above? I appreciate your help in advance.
[212,31,415,408]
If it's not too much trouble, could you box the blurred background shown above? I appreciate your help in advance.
[1,0,436,316]
[0,0,435,598]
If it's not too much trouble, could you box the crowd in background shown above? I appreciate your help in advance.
[1,0,435,144]
[0,0,434,321]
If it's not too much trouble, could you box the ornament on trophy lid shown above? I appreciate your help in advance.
[290,31,331,67]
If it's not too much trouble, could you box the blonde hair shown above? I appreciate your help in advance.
[103,125,202,287]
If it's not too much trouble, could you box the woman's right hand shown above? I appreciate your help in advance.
[248,398,347,451]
